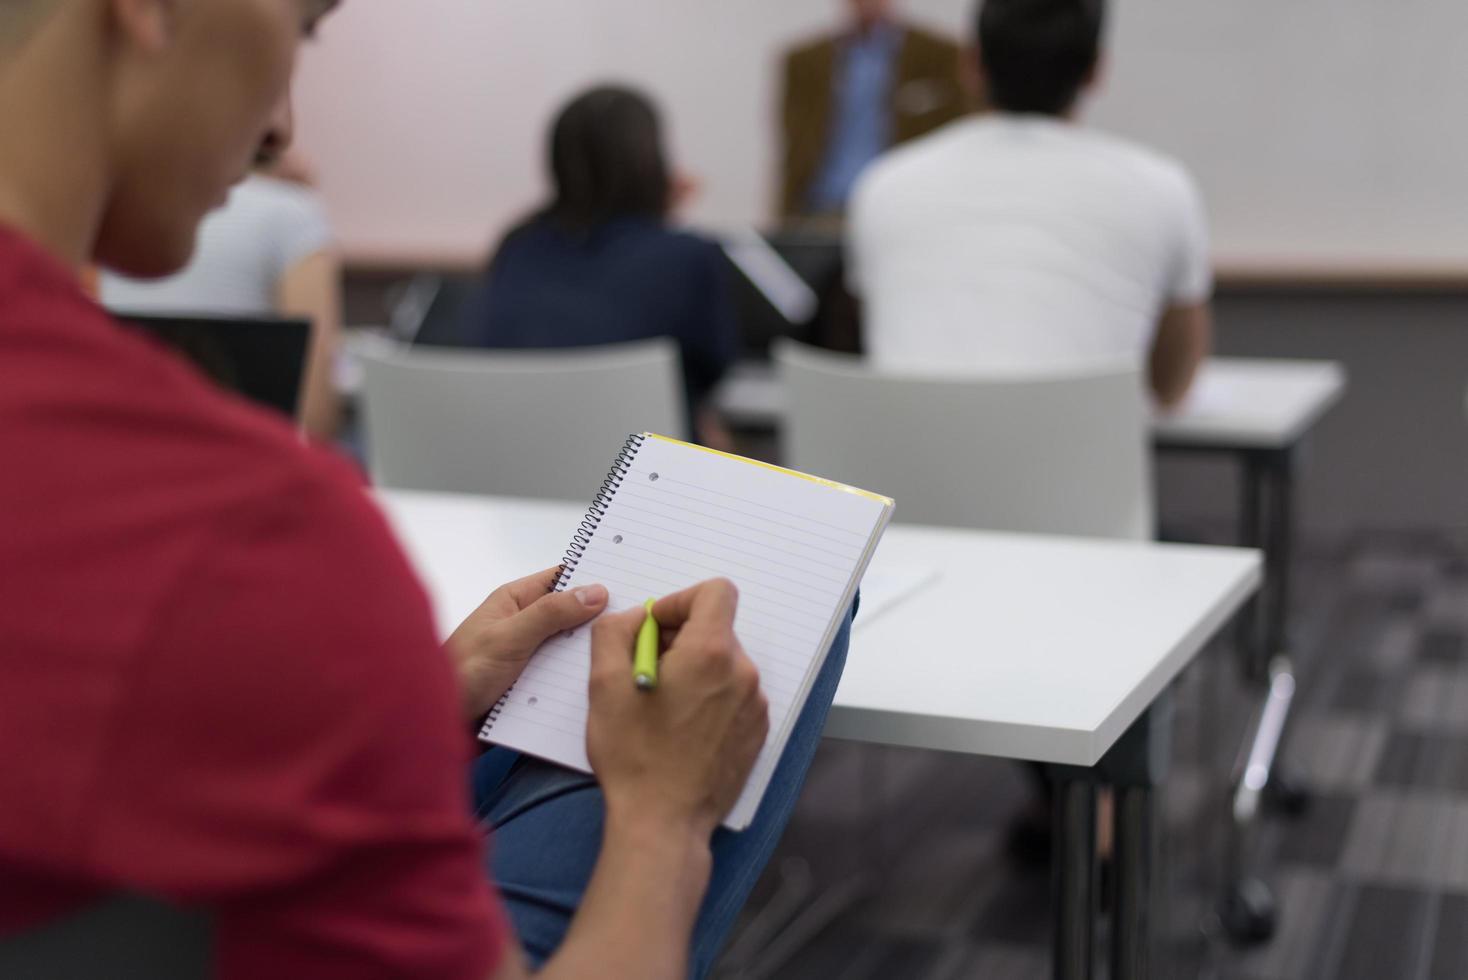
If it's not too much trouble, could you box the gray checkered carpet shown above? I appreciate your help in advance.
[712,531,1468,979]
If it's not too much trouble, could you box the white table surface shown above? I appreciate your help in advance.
[377,489,1262,769]
[717,357,1347,451]
[1152,357,1346,449]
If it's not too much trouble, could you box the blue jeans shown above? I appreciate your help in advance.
[472,600,856,979]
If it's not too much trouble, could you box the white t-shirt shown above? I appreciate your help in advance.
[101,175,333,316]
[848,114,1211,372]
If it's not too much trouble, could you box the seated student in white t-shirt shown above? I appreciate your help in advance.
[101,155,343,440]
[848,0,1212,409]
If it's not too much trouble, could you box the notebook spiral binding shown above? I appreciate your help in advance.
[481,432,647,737]
[550,432,647,593]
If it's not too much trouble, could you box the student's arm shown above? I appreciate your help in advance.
[1149,302,1212,410]
[487,821,711,980]
[94,469,511,978]
[695,406,739,454]
[277,248,343,441]
[1151,169,1215,409]
[476,579,768,980]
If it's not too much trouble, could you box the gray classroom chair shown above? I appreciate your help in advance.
[359,338,686,501]
[775,339,1153,541]
[774,341,1162,973]
[0,894,210,978]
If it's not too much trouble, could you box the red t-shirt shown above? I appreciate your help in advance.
[0,227,508,978]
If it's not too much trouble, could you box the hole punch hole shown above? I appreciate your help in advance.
[528,697,539,707]
[613,535,624,544]
[649,473,660,483]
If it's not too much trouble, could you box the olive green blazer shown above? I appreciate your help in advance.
[780,25,968,218]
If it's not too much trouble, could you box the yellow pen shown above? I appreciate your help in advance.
[634,598,660,691]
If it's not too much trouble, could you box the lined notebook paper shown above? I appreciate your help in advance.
[477,433,894,830]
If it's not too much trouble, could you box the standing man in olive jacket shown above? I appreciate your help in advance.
[780,0,967,218]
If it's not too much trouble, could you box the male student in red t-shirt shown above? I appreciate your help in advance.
[0,2,852,978]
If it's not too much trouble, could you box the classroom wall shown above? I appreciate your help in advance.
[294,0,970,262]
[1159,289,1468,543]
[297,0,1468,268]
[316,1,1468,539]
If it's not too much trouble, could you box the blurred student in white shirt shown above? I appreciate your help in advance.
[848,0,1212,409]
[101,153,343,440]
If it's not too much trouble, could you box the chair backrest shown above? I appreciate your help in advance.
[776,340,1154,541]
[0,894,210,978]
[360,338,686,500]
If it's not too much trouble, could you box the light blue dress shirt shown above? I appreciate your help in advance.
[805,23,902,213]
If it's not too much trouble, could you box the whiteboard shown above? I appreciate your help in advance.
[294,0,1468,269]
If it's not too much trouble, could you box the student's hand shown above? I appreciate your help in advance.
[446,567,608,721]
[669,171,701,217]
[260,148,319,188]
[586,579,769,837]
[694,406,738,454]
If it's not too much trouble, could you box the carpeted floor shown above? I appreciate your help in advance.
[712,530,1468,979]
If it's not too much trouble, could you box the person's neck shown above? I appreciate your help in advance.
[0,22,109,273]
[852,16,892,39]
[983,106,1081,124]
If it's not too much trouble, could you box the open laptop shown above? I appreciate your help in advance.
[720,229,849,360]
[387,273,484,348]
[116,313,311,419]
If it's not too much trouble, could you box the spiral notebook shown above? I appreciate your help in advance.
[477,433,894,830]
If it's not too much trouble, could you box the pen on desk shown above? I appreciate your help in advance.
[634,598,659,691]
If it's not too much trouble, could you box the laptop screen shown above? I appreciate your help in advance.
[117,313,311,419]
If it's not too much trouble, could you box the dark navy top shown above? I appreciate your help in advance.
[461,216,740,434]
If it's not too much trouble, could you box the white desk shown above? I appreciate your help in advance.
[1153,359,1347,944]
[377,490,1259,769]
[376,488,1260,979]
[717,355,1347,944]
[824,524,1261,767]
[1152,358,1346,450]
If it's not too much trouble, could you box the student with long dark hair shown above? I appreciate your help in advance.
[463,85,740,449]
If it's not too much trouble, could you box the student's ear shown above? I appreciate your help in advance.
[961,43,988,108]
[108,0,178,54]
[1084,52,1107,97]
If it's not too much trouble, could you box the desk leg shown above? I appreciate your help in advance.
[1112,784,1156,979]
[1224,448,1304,944]
[1265,450,1294,660]
[1052,773,1097,980]
[1261,451,1310,817]
[1236,454,1267,678]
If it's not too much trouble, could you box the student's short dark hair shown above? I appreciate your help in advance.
[977,0,1105,116]
[545,85,671,231]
